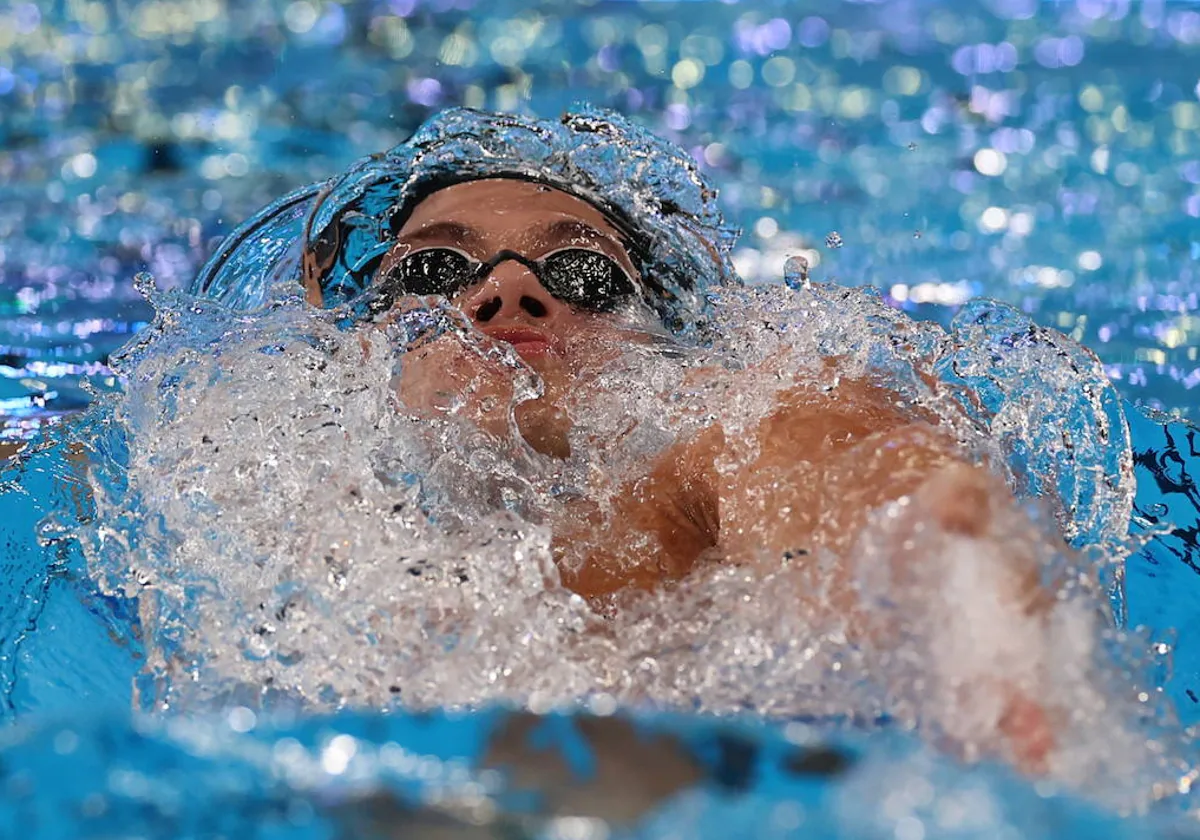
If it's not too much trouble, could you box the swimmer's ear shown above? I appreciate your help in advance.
[301,187,342,308]
[301,244,327,307]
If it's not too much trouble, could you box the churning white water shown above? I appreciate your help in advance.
[75,278,1188,807]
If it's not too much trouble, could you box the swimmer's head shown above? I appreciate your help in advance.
[294,106,741,338]
[377,175,675,460]
[354,176,652,368]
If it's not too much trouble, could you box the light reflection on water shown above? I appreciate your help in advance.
[1,0,1199,424]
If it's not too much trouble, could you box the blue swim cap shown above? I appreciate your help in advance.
[192,106,742,337]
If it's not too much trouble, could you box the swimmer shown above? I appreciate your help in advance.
[292,110,1061,771]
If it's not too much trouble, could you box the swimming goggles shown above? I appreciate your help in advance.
[366,246,639,317]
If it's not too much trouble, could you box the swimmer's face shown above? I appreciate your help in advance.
[376,178,646,370]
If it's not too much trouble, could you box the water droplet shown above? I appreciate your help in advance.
[784,255,810,290]
[825,231,844,249]
[133,271,158,299]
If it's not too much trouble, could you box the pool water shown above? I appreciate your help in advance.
[3,0,1200,836]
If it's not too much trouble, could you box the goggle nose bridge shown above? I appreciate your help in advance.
[467,249,548,288]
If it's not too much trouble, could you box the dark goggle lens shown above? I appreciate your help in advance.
[374,247,637,314]
[540,249,637,312]
[391,248,474,296]
[368,248,471,316]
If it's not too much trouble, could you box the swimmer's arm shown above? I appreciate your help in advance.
[709,380,1057,770]
[711,379,943,565]
[556,374,1049,617]
[549,378,946,609]
[709,379,1051,615]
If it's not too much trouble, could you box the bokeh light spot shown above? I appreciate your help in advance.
[979,206,1009,233]
[284,1,318,35]
[671,58,704,90]
[973,148,1008,176]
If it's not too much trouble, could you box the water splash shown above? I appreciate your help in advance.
[59,263,1192,808]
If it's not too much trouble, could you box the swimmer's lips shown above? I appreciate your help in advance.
[481,327,562,360]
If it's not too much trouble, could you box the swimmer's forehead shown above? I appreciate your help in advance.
[397,178,628,247]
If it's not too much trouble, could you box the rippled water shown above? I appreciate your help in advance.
[4,1,1200,837]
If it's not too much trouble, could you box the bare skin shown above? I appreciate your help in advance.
[305,177,1056,770]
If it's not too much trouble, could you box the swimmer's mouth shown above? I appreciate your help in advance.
[481,327,562,359]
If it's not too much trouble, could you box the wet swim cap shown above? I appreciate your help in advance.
[191,106,742,337]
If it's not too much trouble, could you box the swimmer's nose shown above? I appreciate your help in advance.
[457,260,566,324]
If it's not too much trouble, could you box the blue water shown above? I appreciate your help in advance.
[3,0,1200,836]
